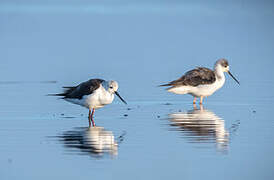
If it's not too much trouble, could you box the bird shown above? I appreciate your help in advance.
[51,79,127,126]
[160,59,240,104]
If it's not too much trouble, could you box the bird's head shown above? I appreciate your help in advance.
[107,80,127,104]
[107,80,119,93]
[215,58,240,85]
[215,59,230,72]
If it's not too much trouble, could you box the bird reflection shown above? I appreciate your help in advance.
[57,126,124,158]
[168,105,229,152]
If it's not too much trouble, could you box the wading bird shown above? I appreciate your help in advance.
[52,79,127,126]
[160,59,240,104]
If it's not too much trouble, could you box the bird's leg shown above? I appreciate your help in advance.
[91,108,95,127]
[193,97,197,104]
[193,103,198,110]
[88,109,92,127]
[200,96,204,105]
[200,104,204,111]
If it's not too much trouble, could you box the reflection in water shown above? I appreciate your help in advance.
[168,105,229,152]
[57,127,124,158]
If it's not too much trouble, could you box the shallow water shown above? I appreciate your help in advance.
[1,1,274,180]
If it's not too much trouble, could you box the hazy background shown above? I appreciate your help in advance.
[1,0,274,100]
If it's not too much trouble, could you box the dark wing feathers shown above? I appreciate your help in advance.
[161,67,216,87]
[62,86,75,88]
[54,79,104,99]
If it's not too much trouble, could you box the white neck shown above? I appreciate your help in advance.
[214,65,225,80]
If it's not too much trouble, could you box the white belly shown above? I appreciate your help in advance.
[65,87,114,109]
[168,78,225,97]
[190,78,225,97]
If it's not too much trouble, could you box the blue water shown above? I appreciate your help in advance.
[0,1,274,179]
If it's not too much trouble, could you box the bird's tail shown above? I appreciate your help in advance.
[47,86,76,97]
[158,83,172,87]
[166,86,189,94]
[46,93,65,97]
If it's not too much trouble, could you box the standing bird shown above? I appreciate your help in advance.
[160,59,240,104]
[52,79,127,126]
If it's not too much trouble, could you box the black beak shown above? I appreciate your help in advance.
[228,71,240,85]
[115,91,127,104]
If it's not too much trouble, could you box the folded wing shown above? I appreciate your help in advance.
[160,67,216,87]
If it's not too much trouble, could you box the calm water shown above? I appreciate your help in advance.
[1,1,274,180]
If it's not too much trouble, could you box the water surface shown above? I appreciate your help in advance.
[0,1,274,180]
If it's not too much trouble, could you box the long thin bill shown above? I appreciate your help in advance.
[228,71,240,85]
[115,91,127,104]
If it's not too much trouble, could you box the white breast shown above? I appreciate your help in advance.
[86,86,114,109]
[65,85,114,109]
[190,77,225,97]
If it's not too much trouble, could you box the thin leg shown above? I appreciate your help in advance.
[88,109,91,127]
[193,97,197,104]
[91,108,95,127]
[200,96,204,105]
[193,103,198,110]
[200,104,204,111]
